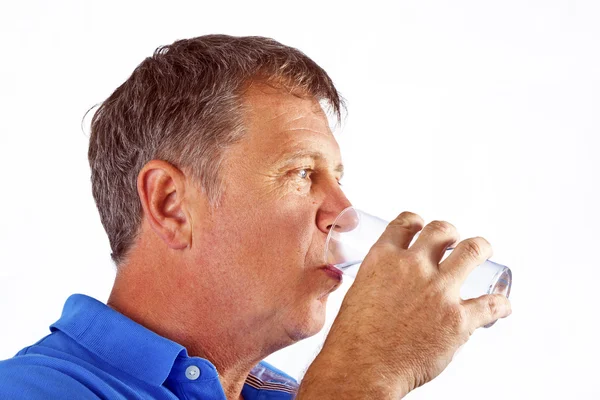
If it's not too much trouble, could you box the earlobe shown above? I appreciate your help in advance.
[137,160,191,250]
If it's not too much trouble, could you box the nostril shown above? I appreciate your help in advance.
[327,224,343,232]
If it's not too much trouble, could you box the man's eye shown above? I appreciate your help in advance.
[297,168,312,180]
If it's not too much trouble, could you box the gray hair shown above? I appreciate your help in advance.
[88,34,345,266]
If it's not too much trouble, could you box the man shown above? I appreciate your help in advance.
[0,35,511,399]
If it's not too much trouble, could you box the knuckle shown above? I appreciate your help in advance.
[403,250,426,267]
[391,212,424,231]
[400,211,424,223]
[486,296,500,317]
[427,220,456,236]
[369,242,407,267]
[370,241,399,258]
[442,303,470,335]
[461,237,487,260]
[449,304,468,326]
[474,236,492,252]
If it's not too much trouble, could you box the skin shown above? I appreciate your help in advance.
[106,82,513,400]
[296,216,513,398]
[107,83,351,400]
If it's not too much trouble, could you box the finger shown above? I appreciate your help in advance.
[411,220,460,265]
[439,237,493,284]
[463,294,512,330]
[377,211,425,250]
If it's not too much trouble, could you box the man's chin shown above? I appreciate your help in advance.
[284,305,327,342]
[284,325,323,343]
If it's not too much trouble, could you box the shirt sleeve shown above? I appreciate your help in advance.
[0,363,101,399]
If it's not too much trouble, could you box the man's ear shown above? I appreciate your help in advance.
[137,160,191,250]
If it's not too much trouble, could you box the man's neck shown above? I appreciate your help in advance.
[106,262,277,400]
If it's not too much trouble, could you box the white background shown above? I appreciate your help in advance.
[1,1,599,398]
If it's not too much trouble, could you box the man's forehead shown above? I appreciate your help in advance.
[242,82,326,121]
[238,83,342,172]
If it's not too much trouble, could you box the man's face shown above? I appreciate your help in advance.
[186,84,351,345]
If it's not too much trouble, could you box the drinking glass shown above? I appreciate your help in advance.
[324,207,512,328]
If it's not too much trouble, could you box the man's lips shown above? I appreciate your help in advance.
[320,264,344,282]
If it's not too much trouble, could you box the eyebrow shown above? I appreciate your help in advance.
[277,149,344,178]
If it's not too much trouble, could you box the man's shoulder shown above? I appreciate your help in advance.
[0,354,101,399]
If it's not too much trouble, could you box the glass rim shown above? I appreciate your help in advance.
[324,205,361,265]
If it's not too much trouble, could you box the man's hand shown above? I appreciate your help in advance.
[297,212,512,399]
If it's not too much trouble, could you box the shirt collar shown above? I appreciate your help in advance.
[50,293,187,386]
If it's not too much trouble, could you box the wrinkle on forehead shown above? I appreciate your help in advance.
[231,83,340,169]
[242,83,328,127]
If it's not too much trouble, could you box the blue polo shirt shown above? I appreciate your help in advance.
[0,294,298,399]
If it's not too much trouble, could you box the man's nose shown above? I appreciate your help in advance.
[316,187,359,235]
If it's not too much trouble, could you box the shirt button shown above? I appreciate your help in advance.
[185,365,200,381]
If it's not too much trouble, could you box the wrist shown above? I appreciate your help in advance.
[297,344,410,400]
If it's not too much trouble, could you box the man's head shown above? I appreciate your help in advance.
[89,35,352,347]
[89,35,344,265]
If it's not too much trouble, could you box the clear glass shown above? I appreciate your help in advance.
[324,207,512,328]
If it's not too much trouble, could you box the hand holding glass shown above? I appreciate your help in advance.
[324,207,512,328]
